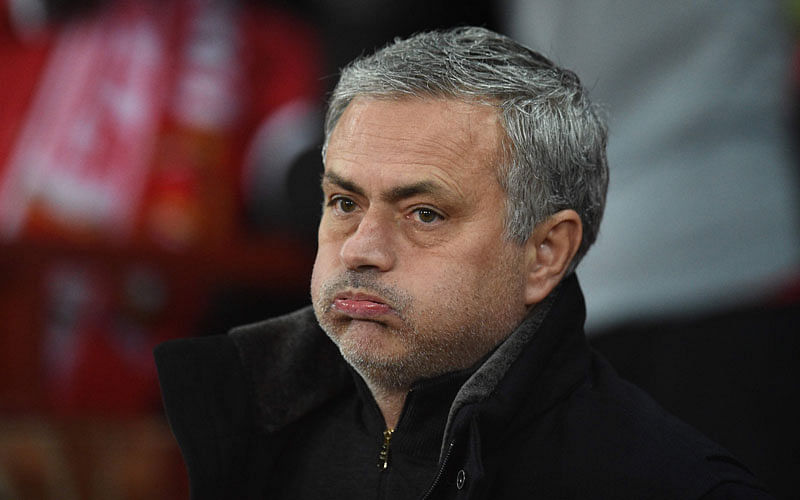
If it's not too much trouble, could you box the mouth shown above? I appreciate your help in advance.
[331,291,395,319]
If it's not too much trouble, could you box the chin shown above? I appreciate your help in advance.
[337,322,406,358]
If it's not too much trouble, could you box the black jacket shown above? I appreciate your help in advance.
[155,275,771,499]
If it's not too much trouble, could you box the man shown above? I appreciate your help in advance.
[155,27,770,499]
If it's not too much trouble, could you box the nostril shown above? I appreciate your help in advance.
[355,263,380,272]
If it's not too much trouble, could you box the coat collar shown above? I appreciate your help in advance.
[230,306,351,433]
[444,273,592,456]
[230,274,590,444]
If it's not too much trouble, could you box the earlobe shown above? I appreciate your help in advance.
[523,210,583,305]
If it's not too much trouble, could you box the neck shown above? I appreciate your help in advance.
[367,383,408,429]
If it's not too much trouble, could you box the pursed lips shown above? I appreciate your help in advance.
[332,291,395,319]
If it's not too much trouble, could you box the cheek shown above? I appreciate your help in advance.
[309,260,322,300]
[456,240,526,299]
[310,243,336,300]
[399,252,485,304]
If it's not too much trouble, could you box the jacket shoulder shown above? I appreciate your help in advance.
[154,335,249,430]
[562,353,771,498]
[154,334,256,497]
[153,306,350,497]
[228,306,352,432]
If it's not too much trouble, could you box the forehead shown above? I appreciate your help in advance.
[325,97,504,180]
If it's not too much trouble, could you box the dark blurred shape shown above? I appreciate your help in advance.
[285,0,498,93]
[247,144,325,242]
[242,103,323,238]
[42,0,106,22]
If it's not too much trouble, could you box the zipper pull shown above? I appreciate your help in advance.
[378,429,393,470]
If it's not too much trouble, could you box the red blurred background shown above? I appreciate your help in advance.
[1,0,798,498]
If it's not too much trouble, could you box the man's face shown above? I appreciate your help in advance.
[311,97,530,390]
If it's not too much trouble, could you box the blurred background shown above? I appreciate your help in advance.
[0,0,797,498]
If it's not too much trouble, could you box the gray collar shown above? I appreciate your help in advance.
[438,286,559,458]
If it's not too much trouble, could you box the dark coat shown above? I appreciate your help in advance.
[154,275,771,499]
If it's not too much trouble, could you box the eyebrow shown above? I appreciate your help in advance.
[322,171,366,198]
[322,171,447,204]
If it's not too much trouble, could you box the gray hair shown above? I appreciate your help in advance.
[323,27,609,270]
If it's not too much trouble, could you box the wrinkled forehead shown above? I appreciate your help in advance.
[326,96,506,175]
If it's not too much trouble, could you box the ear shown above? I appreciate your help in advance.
[523,209,583,305]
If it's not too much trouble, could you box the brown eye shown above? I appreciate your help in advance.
[335,197,357,213]
[414,208,442,224]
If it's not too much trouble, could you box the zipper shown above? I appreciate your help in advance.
[419,440,456,499]
[378,428,394,470]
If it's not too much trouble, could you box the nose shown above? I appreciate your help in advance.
[339,210,396,272]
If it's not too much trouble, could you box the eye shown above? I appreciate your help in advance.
[412,207,443,224]
[330,196,358,214]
